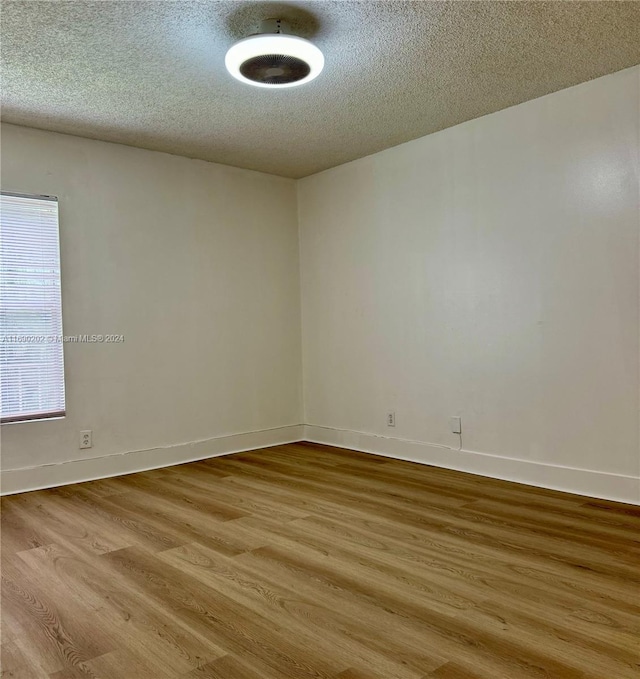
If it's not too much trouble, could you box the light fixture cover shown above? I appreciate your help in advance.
[225,33,324,88]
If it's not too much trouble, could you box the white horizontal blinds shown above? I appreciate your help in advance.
[0,193,65,423]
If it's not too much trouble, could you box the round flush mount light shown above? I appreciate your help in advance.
[225,19,324,88]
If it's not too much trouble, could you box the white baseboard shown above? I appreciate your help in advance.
[304,424,640,505]
[0,425,304,496]
[3,423,637,505]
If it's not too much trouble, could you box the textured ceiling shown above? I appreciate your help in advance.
[2,1,640,178]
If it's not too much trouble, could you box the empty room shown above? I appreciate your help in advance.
[1,1,639,678]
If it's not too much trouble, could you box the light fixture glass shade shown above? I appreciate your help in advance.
[225,34,324,88]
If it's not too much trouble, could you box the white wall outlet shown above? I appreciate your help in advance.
[449,416,462,435]
[79,430,92,449]
[387,411,396,427]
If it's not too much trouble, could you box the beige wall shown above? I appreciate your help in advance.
[1,124,303,487]
[298,66,640,501]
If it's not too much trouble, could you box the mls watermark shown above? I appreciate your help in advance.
[0,334,125,344]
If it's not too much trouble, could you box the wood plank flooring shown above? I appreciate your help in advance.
[1,442,639,678]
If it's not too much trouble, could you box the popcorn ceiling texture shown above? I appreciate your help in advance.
[2,1,639,178]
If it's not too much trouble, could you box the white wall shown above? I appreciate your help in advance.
[2,68,638,502]
[1,124,303,491]
[298,66,640,503]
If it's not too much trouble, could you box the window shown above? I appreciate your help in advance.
[1,192,65,423]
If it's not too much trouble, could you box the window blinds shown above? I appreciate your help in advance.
[0,192,65,423]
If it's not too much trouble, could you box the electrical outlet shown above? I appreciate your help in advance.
[449,416,462,435]
[387,411,396,427]
[79,430,92,449]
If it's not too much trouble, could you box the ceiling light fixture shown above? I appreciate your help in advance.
[225,19,324,89]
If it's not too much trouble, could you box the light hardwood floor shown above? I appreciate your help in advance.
[1,442,639,678]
